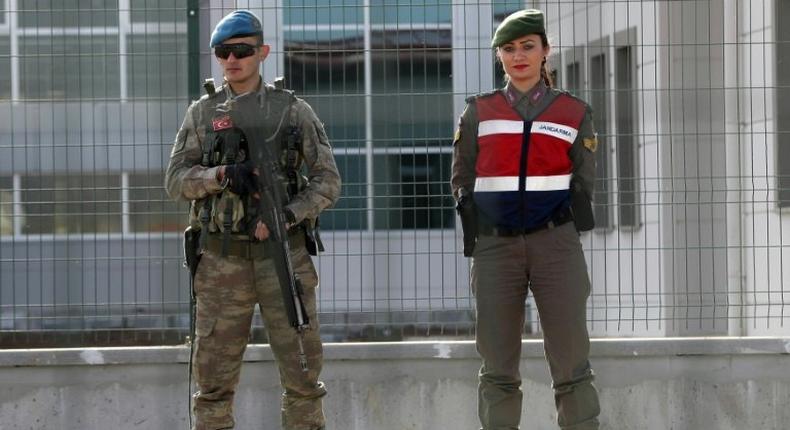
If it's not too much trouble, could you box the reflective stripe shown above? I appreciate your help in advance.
[475,174,572,192]
[474,176,519,192]
[478,120,524,137]
[530,121,578,144]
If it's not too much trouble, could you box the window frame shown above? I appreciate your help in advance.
[776,0,790,207]
[614,27,641,229]
[587,36,613,231]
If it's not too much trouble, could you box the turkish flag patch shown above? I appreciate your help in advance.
[212,116,233,131]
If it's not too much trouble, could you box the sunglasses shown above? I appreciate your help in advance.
[214,43,258,60]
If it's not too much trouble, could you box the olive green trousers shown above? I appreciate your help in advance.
[471,222,600,430]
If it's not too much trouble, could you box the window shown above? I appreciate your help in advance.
[128,172,187,233]
[285,23,367,229]
[0,1,5,24]
[19,36,120,100]
[0,37,9,99]
[546,45,561,87]
[0,176,12,236]
[128,34,188,99]
[130,0,186,23]
[615,44,640,227]
[370,30,452,149]
[284,29,365,150]
[590,48,611,229]
[319,155,367,230]
[284,1,454,230]
[373,153,453,229]
[370,28,453,229]
[18,0,118,27]
[285,0,362,25]
[566,61,581,95]
[371,0,451,24]
[22,174,121,235]
[778,0,790,206]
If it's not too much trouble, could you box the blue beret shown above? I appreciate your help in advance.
[209,10,263,48]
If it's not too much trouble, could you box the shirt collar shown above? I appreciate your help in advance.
[504,80,547,107]
[223,76,264,98]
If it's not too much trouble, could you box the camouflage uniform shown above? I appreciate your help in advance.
[165,80,341,430]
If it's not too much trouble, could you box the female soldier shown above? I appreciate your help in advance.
[451,9,601,430]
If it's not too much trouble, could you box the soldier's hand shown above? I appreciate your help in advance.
[254,220,270,241]
[224,160,259,196]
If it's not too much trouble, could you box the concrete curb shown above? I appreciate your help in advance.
[1,336,787,367]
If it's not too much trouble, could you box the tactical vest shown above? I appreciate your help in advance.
[473,92,586,230]
[188,83,307,239]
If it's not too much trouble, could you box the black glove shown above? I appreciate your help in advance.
[224,160,258,196]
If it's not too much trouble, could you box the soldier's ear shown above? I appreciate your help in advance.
[259,44,271,61]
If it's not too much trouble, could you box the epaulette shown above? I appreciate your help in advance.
[197,84,226,103]
[555,88,590,109]
[465,89,500,104]
[264,82,296,99]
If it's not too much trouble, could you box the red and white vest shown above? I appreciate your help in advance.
[473,91,586,229]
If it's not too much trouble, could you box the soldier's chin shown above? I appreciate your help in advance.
[225,69,243,79]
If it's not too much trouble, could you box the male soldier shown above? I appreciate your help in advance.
[165,10,340,430]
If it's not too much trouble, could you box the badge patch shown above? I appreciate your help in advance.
[583,137,598,152]
[212,116,233,131]
[453,128,461,144]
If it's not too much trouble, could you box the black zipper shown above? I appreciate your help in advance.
[519,120,532,226]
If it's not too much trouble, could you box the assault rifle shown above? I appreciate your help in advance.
[252,141,310,371]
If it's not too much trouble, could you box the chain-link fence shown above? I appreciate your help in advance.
[0,0,787,347]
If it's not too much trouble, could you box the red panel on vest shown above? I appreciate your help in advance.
[475,93,585,179]
[526,132,573,176]
[477,134,522,177]
[539,94,586,128]
[476,93,521,121]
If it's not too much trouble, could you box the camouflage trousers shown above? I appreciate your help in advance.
[191,244,326,430]
[471,222,600,429]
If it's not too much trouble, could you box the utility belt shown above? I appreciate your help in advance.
[204,226,306,260]
[478,206,574,237]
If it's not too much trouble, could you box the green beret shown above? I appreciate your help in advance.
[491,9,545,48]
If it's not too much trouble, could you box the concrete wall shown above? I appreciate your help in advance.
[1,337,789,430]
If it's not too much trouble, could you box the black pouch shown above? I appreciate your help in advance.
[183,226,202,279]
[456,188,478,257]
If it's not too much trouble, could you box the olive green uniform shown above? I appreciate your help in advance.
[165,80,341,430]
[451,81,601,430]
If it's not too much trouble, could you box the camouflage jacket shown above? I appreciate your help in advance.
[165,79,341,234]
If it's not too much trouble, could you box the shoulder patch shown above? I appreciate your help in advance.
[583,136,598,152]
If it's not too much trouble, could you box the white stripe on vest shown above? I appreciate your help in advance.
[475,174,573,192]
[478,120,523,137]
[530,121,578,144]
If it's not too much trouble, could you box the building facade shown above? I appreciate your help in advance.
[0,0,787,341]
